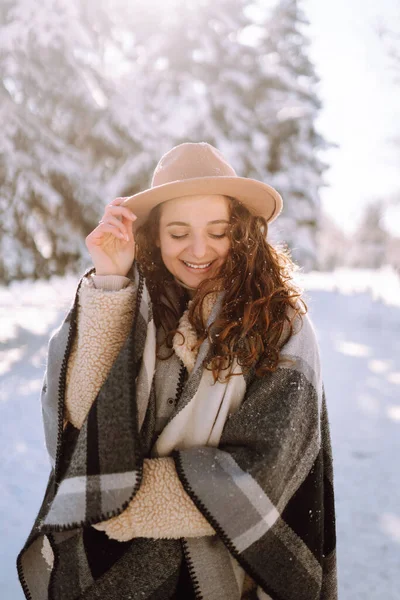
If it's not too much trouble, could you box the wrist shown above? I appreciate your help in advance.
[91,274,131,290]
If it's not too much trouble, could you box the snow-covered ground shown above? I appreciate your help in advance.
[1,267,399,599]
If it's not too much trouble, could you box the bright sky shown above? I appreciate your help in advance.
[303,0,400,235]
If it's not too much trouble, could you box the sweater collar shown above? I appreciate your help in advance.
[172,291,221,374]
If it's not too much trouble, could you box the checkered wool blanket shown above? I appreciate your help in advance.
[17,262,337,600]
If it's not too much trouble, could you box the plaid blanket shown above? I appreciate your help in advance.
[17,262,337,600]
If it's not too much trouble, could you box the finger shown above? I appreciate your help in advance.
[100,215,129,237]
[125,219,136,245]
[103,198,128,220]
[100,222,129,242]
[105,199,134,211]
[91,223,126,242]
[105,205,137,222]
[108,197,128,206]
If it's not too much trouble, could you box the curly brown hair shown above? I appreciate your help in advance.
[135,196,308,383]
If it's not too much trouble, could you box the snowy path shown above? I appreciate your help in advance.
[307,286,400,599]
[1,271,399,599]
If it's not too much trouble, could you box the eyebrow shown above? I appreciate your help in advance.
[166,220,230,227]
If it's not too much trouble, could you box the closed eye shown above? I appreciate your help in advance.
[170,233,227,239]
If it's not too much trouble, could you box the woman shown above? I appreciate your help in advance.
[17,142,337,600]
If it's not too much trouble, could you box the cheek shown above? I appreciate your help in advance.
[159,237,182,260]
[219,239,231,259]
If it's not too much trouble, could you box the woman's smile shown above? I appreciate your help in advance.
[158,194,231,291]
[181,259,215,272]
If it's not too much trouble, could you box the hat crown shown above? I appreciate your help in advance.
[151,142,237,187]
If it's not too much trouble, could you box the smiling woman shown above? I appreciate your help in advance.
[135,187,306,383]
[156,194,231,294]
[17,142,337,600]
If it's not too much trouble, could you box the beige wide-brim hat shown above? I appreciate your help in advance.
[122,142,283,232]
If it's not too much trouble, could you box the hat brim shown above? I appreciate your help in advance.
[121,176,283,232]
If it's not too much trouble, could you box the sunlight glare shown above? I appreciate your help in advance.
[335,341,372,357]
[386,406,400,422]
[387,372,400,385]
[368,359,392,374]
[380,513,400,543]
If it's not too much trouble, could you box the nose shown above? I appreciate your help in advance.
[190,234,208,259]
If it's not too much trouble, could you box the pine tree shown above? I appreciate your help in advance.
[0,0,153,282]
[119,0,260,168]
[118,0,330,274]
[250,0,332,271]
[0,0,99,280]
[0,0,330,280]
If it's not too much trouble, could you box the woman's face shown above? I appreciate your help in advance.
[158,194,231,289]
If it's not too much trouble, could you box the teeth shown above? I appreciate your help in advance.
[183,261,212,269]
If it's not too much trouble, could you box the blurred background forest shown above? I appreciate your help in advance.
[1,1,400,598]
[1,0,399,282]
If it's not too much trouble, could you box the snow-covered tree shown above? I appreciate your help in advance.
[0,0,156,282]
[377,18,400,236]
[247,0,332,271]
[0,0,330,281]
[385,235,400,272]
[117,0,330,272]
[316,212,350,270]
[0,0,98,280]
[116,0,260,169]
[348,200,389,268]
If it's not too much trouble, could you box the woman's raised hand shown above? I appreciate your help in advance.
[85,197,137,277]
